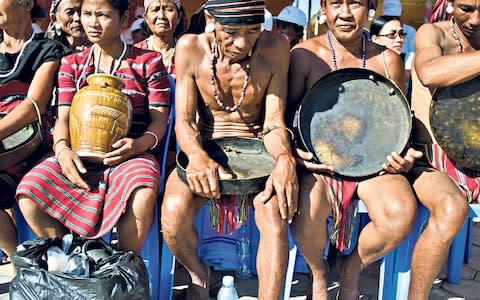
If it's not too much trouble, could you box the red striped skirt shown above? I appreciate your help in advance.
[16,153,160,238]
[422,143,480,203]
[320,175,358,251]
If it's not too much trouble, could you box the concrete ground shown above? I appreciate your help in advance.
[2,223,480,299]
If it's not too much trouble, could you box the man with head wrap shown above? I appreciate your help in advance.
[161,1,297,299]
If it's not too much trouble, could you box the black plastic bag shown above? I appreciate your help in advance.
[9,237,150,300]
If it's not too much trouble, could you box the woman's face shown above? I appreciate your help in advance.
[81,0,127,46]
[55,0,83,38]
[145,0,180,38]
[0,0,29,30]
[372,20,404,54]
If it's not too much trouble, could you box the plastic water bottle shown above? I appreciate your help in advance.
[217,275,239,300]
[236,224,252,279]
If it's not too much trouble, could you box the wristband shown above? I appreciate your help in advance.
[276,152,295,161]
[260,126,295,141]
[53,138,69,151]
[55,146,72,160]
[144,130,159,149]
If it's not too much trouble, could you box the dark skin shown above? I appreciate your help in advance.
[288,0,421,298]
[406,0,478,297]
[161,11,298,300]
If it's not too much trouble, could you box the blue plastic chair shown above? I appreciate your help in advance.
[160,202,300,300]
[283,199,433,300]
[445,203,480,284]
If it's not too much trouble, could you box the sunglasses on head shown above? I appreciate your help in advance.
[378,30,406,39]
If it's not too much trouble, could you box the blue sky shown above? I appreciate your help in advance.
[292,0,320,18]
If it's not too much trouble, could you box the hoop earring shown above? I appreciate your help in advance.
[205,22,215,33]
[368,9,376,21]
[446,3,454,14]
[319,15,327,24]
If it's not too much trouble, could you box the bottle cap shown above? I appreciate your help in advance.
[222,275,235,287]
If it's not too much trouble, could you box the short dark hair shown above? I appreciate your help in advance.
[101,0,129,16]
[370,15,402,36]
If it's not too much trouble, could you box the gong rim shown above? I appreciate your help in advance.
[176,137,275,195]
[296,68,412,178]
[429,76,480,171]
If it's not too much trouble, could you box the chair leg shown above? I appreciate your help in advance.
[378,202,430,300]
[159,241,175,300]
[446,218,469,284]
[13,204,35,243]
[141,205,161,300]
[283,227,297,300]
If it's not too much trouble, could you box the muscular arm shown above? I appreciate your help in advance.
[286,47,309,125]
[414,23,480,88]
[174,35,207,160]
[263,36,293,158]
[0,60,59,140]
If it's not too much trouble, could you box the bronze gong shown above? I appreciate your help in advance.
[296,68,412,178]
[430,76,480,171]
[176,137,275,194]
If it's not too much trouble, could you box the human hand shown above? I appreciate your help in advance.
[295,147,335,175]
[56,147,89,190]
[260,153,299,223]
[185,152,233,199]
[380,148,423,175]
[103,138,138,166]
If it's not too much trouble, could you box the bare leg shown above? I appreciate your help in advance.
[117,187,158,255]
[291,173,331,300]
[338,174,417,300]
[253,194,289,300]
[0,209,17,257]
[408,168,468,299]
[17,196,68,238]
[161,172,209,299]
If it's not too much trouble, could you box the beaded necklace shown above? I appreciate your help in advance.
[327,30,366,70]
[450,18,463,53]
[210,41,251,112]
[76,42,128,91]
[0,32,35,78]
[94,41,128,75]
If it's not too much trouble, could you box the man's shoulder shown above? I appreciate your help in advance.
[416,21,447,37]
[256,31,290,54]
[176,33,205,55]
[291,35,327,62]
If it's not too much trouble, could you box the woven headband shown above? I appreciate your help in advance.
[205,0,265,25]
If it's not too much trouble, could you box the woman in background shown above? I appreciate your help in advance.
[370,15,413,96]
[0,0,67,260]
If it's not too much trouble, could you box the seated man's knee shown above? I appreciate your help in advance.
[431,192,468,234]
[380,196,416,235]
[253,196,288,237]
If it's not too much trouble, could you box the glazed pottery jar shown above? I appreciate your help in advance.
[69,74,132,163]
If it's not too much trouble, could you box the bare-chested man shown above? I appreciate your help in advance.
[287,0,423,298]
[161,1,298,299]
[406,0,480,297]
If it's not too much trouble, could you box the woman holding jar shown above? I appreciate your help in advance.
[17,0,171,255]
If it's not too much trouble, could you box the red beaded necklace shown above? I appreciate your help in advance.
[209,41,251,112]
